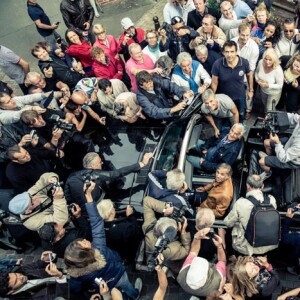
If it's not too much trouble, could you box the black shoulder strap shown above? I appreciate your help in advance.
[21,198,53,223]
[263,193,270,204]
[246,195,261,207]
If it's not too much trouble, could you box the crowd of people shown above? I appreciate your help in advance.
[0,0,300,299]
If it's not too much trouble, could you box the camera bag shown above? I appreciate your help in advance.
[244,194,281,247]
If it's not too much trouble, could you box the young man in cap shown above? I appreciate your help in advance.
[118,17,147,61]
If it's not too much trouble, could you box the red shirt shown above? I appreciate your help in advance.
[93,35,121,58]
[92,55,123,80]
[66,40,93,68]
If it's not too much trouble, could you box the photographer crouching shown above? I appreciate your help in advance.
[141,196,192,274]
[259,112,300,178]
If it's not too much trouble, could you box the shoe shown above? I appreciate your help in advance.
[134,277,142,299]
[95,13,100,18]
[135,263,149,271]
[245,112,251,120]
[259,171,272,181]
[258,151,268,159]
[287,266,300,276]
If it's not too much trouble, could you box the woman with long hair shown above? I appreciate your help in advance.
[64,181,142,299]
[65,29,94,76]
[255,48,284,113]
[228,256,280,300]
[280,53,300,112]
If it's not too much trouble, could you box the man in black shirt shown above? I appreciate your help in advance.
[187,0,220,30]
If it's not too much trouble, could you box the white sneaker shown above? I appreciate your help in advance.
[134,277,142,299]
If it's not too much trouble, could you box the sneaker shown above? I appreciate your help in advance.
[259,171,272,181]
[258,151,268,159]
[134,277,143,298]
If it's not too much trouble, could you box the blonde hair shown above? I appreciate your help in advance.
[286,52,300,70]
[93,23,105,35]
[262,48,280,69]
[97,199,114,220]
[254,2,270,19]
[229,256,259,298]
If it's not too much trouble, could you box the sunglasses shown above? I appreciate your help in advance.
[284,30,294,33]
[96,31,106,35]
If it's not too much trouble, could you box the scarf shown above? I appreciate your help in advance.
[173,60,199,93]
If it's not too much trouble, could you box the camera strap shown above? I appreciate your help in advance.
[21,198,53,223]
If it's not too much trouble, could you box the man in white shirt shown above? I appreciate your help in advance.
[232,23,259,119]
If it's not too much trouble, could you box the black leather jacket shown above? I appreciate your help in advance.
[60,0,94,31]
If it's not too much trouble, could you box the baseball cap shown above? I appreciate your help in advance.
[186,257,209,289]
[9,192,31,215]
[121,17,134,30]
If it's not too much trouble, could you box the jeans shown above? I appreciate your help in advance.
[44,31,60,46]
[233,96,246,124]
[115,271,139,300]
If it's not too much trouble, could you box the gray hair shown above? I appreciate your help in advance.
[195,44,208,56]
[166,169,185,191]
[176,52,192,65]
[128,43,141,55]
[97,199,114,220]
[217,163,233,177]
[202,88,215,101]
[82,152,99,168]
[231,123,245,136]
[25,71,42,86]
[246,174,264,189]
[195,208,215,230]
[153,217,177,238]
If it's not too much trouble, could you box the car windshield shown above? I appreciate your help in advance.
[155,119,189,171]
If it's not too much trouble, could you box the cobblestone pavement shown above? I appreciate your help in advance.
[0,0,299,299]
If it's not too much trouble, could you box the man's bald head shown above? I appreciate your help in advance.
[71,90,88,105]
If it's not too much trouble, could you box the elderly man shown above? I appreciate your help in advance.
[64,151,153,217]
[148,169,194,216]
[190,14,226,53]
[136,71,192,119]
[224,174,277,255]
[159,16,199,62]
[232,24,259,120]
[187,124,244,173]
[229,0,252,19]
[125,43,161,92]
[8,172,68,231]
[275,18,299,59]
[219,1,254,40]
[211,40,254,123]
[201,89,239,138]
[259,113,300,175]
[195,163,233,218]
[194,45,222,76]
[187,0,220,30]
[60,0,95,43]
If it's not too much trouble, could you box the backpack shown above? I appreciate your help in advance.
[244,194,281,247]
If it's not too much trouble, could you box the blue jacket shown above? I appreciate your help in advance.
[281,217,300,248]
[159,26,199,62]
[202,137,242,173]
[68,202,125,294]
[148,170,194,216]
[137,76,186,119]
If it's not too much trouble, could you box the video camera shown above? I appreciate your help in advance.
[147,226,177,271]
[263,111,290,136]
[49,114,74,131]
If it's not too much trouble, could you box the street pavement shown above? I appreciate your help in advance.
[0,0,299,299]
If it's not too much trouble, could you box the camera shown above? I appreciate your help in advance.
[126,33,134,38]
[159,22,172,35]
[67,203,77,214]
[206,231,217,239]
[167,203,188,224]
[291,205,300,213]
[82,173,100,188]
[49,114,75,131]
[30,130,36,139]
[264,111,290,136]
[50,181,63,193]
[94,277,103,285]
[147,226,177,271]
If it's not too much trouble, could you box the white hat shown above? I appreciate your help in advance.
[121,17,134,30]
[186,257,209,289]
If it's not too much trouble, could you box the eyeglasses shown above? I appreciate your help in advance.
[96,31,106,35]
[284,30,294,33]
[171,16,183,25]
[147,36,157,39]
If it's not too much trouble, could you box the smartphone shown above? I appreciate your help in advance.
[30,130,36,139]
[44,63,51,70]
[56,37,62,44]
[55,22,60,26]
